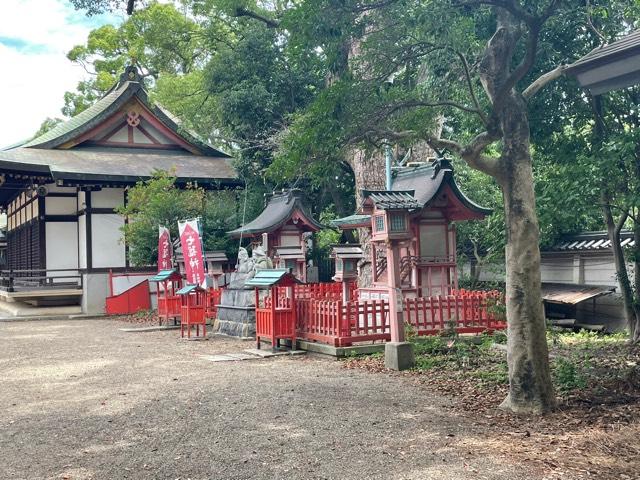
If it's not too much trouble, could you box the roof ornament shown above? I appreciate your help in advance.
[430,150,454,179]
[118,62,142,87]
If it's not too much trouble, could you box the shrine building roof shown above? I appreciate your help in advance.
[228,189,322,238]
[391,159,491,219]
[0,65,239,204]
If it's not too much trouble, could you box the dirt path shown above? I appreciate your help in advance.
[0,319,541,480]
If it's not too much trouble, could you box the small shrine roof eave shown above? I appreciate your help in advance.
[244,269,302,287]
[330,214,371,230]
[362,190,422,210]
[227,190,322,238]
[12,67,230,158]
[392,161,492,218]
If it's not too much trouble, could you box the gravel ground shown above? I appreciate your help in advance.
[0,319,541,480]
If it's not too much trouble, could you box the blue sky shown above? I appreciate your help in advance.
[0,0,122,147]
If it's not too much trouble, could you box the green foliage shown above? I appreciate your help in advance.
[553,357,588,393]
[64,2,207,117]
[116,171,205,266]
[116,171,261,266]
[31,118,64,139]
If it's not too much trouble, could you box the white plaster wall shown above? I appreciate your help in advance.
[583,256,619,287]
[92,214,126,268]
[82,273,109,314]
[133,128,153,144]
[47,185,76,194]
[46,222,79,274]
[92,188,125,209]
[45,196,77,215]
[540,258,574,283]
[141,119,173,144]
[78,214,87,269]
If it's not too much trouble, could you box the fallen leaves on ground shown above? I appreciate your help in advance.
[343,333,640,480]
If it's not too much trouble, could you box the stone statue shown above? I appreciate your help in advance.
[236,247,255,274]
[251,245,273,270]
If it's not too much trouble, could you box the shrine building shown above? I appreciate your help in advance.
[0,66,239,314]
[228,189,322,282]
[333,159,491,300]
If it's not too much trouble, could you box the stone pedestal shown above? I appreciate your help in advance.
[213,272,256,338]
[385,342,415,371]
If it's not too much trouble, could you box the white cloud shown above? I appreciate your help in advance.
[0,0,121,147]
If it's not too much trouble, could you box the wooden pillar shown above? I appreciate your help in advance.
[386,241,405,343]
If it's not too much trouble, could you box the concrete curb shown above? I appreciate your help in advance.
[0,314,108,323]
[119,325,181,333]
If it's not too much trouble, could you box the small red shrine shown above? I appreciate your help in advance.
[334,159,491,301]
[228,190,322,281]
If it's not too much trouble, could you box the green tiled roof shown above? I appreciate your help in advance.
[15,65,230,157]
[176,284,204,294]
[330,214,371,228]
[149,270,181,282]
[244,269,300,287]
[22,82,133,148]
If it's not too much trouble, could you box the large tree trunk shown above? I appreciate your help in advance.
[497,93,555,413]
[346,148,386,288]
[479,9,555,413]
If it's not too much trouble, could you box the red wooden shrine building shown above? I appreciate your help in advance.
[334,159,492,301]
[249,160,504,351]
[228,190,322,282]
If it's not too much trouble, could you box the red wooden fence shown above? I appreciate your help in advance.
[294,289,504,346]
[296,298,390,346]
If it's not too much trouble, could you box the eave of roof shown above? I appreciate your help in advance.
[330,214,371,229]
[541,283,615,305]
[244,269,302,287]
[566,30,640,72]
[392,162,492,216]
[546,230,635,252]
[363,190,421,210]
[228,190,322,237]
[0,147,240,186]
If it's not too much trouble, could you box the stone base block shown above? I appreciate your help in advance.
[385,342,415,371]
[213,317,255,338]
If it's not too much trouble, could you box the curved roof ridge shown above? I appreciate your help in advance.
[228,190,322,237]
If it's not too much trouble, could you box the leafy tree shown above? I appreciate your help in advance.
[31,117,64,139]
[271,0,587,414]
[117,172,205,266]
[64,2,206,116]
[117,171,262,266]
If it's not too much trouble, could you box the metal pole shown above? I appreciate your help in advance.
[385,143,393,190]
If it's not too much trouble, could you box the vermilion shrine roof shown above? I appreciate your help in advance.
[0,65,239,204]
[228,189,322,238]
[333,159,491,228]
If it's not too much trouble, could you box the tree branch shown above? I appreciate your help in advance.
[495,26,540,101]
[424,130,501,178]
[456,51,489,125]
[522,63,569,99]
[233,7,280,28]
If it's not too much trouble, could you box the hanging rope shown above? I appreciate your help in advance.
[238,179,249,251]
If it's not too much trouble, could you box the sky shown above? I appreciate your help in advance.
[0,0,121,147]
